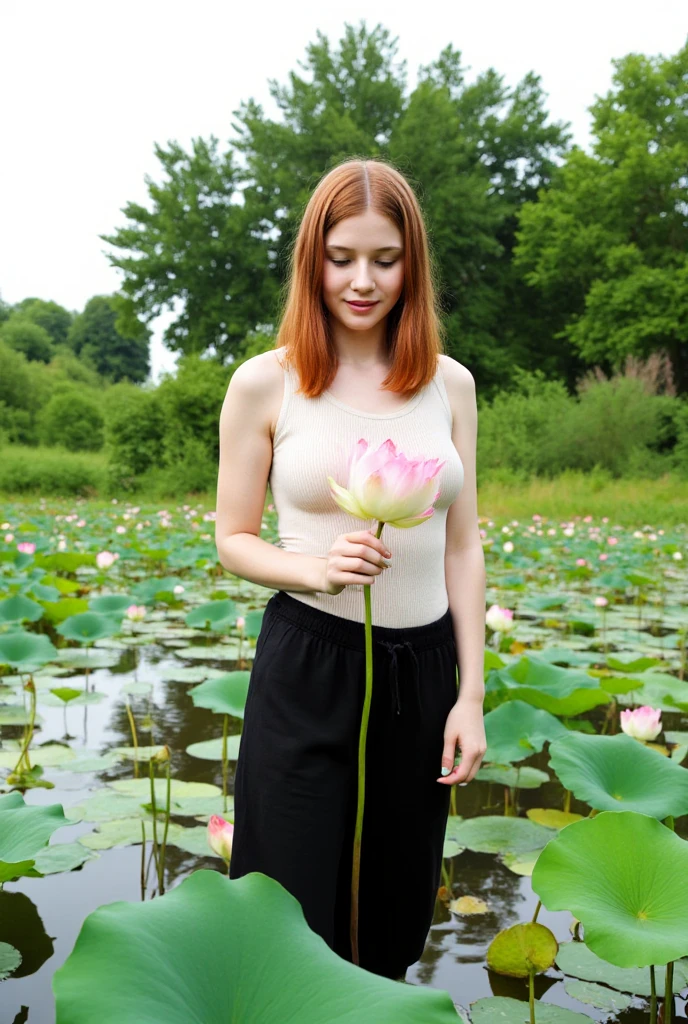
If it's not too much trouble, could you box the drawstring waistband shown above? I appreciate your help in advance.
[375,639,420,717]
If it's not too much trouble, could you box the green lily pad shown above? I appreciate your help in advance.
[443,816,466,859]
[33,842,99,874]
[188,671,251,718]
[0,705,44,726]
[157,666,226,684]
[57,612,120,643]
[486,922,558,977]
[88,595,134,615]
[0,792,71,869]
[60,751,124,773]
[112,746,167,761]
[53,649,122,670]
[532,810,688,967]
[39,690,106,707]
[53,869,459,1023]
[120,681,154,696]
[470,996,591,1024]
[0,594,44,624]
[487,655,610,716]
[185,599,237,630]
[447,816,556,856]
[555,940,688,995]
[0,743,75,768]
[475,765,549,789]
[186,735,242,761]
[109,778,221,800]
[0,630,57,670]
[483,700,569,764]
[563,978,631,1011]
[547,731,688,817]
[0,941,22,980]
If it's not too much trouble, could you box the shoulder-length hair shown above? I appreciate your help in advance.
[273,158,445,399]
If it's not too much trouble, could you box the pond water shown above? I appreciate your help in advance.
[1,503,687,1022]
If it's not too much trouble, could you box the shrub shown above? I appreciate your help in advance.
[36,389,105,451]
[102,382,166,491]
[0,444,106,496]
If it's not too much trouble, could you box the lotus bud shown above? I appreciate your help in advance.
[485,604,515,633]
[207,814,234,863]
[126,604,147,622]
[152,745,171,764]
[619,705,662,742]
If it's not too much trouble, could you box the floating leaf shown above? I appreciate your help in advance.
[0,594,44,624]
[470,996,590,1024]
[555,940,688,995]
[0,630,57,670]
[563,978,631,1011]
[448,816,556,856]
[186,735,242,761]
[33,842,99,875]
[475,765,549,789]
[0,941,22,980]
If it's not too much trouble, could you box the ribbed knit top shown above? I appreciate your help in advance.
[268,350,465,628]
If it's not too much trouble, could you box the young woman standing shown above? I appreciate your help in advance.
[215,158,487,983]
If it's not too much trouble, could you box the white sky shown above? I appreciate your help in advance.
[1,0,686,382]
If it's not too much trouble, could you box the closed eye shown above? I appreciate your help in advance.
[330,259,397,267]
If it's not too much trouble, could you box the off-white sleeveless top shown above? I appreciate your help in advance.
[268,351,465,628]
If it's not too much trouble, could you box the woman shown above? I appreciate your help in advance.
[215,157,487,982]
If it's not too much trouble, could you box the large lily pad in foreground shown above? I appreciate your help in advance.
[53,869,460,1023]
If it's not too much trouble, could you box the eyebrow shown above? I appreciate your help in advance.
[325,245,403,253]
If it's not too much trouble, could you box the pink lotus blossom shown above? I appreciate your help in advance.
[17,542,35,555]
[594,596,608,607]
[207,814,234,862]
[5,533,14,543]
[96,551,119,570]
[620,705,662,742]
[126,605,147,622]
[236,616,245,629]
[327,438,445,528]
[486,604,515,633]
[173,584,185,595]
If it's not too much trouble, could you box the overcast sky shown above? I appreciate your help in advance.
[1,0,686,382]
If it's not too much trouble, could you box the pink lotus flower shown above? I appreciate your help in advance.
[327,438,445,528]
[620,705,662,742]
[126,604,147,622]
[17,542,36,555]
[207,814,234,862]
[485,604,515,633]
[96,551,119,570]
[236,616,245,629]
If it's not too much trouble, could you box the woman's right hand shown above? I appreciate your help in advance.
[320,530,392,596]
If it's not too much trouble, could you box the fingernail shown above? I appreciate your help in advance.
[441,766,450,776]
[381,560,390,568]
[385,550,392,557]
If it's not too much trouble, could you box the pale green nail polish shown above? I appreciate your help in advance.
[441,766,450,776]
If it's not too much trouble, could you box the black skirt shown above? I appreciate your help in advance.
[229,589,459,979]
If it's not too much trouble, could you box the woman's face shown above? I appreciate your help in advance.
[322,209,405,331]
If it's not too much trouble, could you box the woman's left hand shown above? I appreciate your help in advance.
[436,696,487,785]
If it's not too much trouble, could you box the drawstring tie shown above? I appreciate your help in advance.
[374,639,420,717]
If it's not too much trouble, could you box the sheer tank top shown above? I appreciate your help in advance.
[267,350,465,628]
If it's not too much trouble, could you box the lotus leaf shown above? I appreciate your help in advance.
[532,810,688,966]
[53,869,460,1023]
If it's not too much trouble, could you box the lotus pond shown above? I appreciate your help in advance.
[1,498,688,1024]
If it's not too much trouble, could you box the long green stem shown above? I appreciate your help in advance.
[222,714,229,814]
[665,961,674,1024]
[125,697,139,779]
[650,965,657,1024]
[350,580,373,965]
[148,759,160,888]
[158,762,171,895]
[528,969,535,1024]
[13,678,36,776]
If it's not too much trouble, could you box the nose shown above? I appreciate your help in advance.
[351,259,375,292]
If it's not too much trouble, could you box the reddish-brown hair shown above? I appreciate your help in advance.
[273,158,445,398]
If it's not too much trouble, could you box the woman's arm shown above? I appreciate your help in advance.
[214,354,326,594]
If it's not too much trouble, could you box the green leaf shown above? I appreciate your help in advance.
[57,612,119,643]
[0,630,57,669]
[486,922,558,977]
[475,765,549,789]
[0,793,70,862]
[185,599,236,630]
[188,671,251,718]
[555,940,688,995]
[547,731,688,817]
[447,816,556,856]
[487,655,610,716]
[0,594,45,624]
[470,996,590,1024]
[532,811,688,966]
[186,735,242,761]
[53,869,460,1023]
[563,978,631,1011]
[483,700,569,764]
[0,941,22,980]
[33,842,99,875]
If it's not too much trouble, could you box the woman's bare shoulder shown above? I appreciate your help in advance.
[226,347,287,438]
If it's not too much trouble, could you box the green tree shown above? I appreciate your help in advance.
[0,317,54,362]
[11,298,75,347]
[513,42,688,392]
[67,295,150,382]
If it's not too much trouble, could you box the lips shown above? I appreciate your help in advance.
[346,301,378,308]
